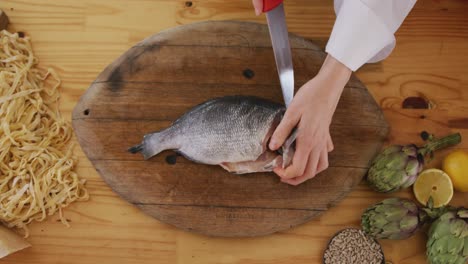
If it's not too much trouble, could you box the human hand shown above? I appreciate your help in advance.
[252,0,263,16]
[270,55,352,185]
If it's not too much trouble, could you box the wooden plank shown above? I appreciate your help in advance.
[91,39,363,88]
[139,21,323,50]
[94,160,366,209]
[71,82,383,125]
[138,204,321,237]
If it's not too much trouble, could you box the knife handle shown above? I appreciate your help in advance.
[262,0,283,12]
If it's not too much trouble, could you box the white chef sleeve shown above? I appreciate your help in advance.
[325,0,417,71]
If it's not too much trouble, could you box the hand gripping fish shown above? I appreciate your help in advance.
[129,96,296,174]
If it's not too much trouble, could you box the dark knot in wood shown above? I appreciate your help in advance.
[243,68,255,79]
[402,97,429,109]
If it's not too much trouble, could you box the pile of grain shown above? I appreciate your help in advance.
[324,228,384,264]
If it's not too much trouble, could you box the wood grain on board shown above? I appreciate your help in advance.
[71,21,388,237]
[0,0,467,263]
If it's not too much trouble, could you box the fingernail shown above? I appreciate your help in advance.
[255,9,261,16]
[269,140,277,150]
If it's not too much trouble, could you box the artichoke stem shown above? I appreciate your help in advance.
[421,206,453,221]
[419,133,461,156]
[418,209,430,224]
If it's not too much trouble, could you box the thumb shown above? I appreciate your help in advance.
[269,109,300,150]
[252,0,263,16]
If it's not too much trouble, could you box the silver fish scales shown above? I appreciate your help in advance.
[129,96,296,174]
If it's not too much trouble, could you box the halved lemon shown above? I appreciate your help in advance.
[413,169,453,208]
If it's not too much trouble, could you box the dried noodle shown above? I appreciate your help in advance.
[0,30,88,236]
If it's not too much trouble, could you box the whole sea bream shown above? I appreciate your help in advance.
[129,96,296,174]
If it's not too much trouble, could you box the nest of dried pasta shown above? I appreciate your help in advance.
[0,30,88,236]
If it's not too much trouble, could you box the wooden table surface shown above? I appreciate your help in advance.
[0,1,467,263]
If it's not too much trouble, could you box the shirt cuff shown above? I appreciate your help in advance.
[325,0,395,71]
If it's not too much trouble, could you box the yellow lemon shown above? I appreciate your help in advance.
[442,150,468,192]
[413,169,453,208]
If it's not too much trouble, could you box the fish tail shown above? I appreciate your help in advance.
[128,132,169,160]
[128,144,144,154]
[140,143,160,160]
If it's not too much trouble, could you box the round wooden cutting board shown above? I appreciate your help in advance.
[72,21,389,237]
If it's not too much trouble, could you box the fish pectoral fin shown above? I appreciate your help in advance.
[263,156,282,171]
[220,163,249,175]
[281,128,298,168]
[219,151,281,174]
[283,128,298,150]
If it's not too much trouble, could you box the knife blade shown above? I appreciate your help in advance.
[264,1,294,107]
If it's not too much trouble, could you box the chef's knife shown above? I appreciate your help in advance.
[263,0,294,107]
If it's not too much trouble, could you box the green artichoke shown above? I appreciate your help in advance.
[367,133,461,193]
[362,198,422,239]
[361,198,447,240]
[427,208,468,264]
